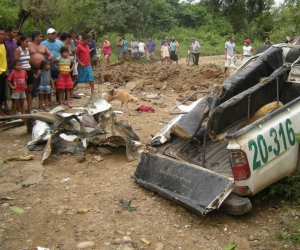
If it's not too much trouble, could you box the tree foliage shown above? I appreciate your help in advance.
[0,0,18,28]
[270,0,300,42]
[0,0,297,52]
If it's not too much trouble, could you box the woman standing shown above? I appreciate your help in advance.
[14,36,34,113]
[102,36,111,68]
[170,37,179,65]
[241,39,255,64]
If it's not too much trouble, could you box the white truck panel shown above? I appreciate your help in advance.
[229,101,300,195]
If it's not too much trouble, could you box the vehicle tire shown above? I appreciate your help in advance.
[186,55,195,66]
[219,193,252,215]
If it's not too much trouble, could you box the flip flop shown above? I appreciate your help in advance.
[66,103,73,108]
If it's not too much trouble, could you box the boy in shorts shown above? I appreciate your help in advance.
[7,60,27,114]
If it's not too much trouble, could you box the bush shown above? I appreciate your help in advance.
[264,171,300,204]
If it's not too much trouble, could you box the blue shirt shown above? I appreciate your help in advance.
[170,42,176,51]
[131,41,138,53]
[161,40,170,46]
[146,41,156,53]
[41,39,63,70]
[38,70,51,92]
[123,40,127,51]
[88,40,97,57]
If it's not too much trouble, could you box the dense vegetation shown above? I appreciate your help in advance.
[1,0,299,56]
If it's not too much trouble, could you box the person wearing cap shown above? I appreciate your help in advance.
[224,36,236,73]
[41,28,63,104]
[241,39,255,62]
[190,37,200,66]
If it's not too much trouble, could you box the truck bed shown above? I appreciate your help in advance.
[154,137,233,178]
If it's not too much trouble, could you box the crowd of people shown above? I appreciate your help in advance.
[0,24,275,117]
[0,28,183,116]
[114,35,180,65]
[0,26,98,116]
[224,35,273,73]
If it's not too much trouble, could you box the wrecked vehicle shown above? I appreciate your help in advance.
[134,41,300,216]
[0,93,143,163]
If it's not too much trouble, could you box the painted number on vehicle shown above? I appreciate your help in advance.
[248,119,295,170]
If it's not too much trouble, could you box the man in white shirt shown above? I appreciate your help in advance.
[190,37,200,66]
[224,36,236,73]
[130,37,139,63]
[138,40,146,61]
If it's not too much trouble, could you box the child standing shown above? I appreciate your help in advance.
[96,45,101,67]
[7,60,27,114]
[161,41,170,65]
[35,60,54,112]
[53,46,74,107]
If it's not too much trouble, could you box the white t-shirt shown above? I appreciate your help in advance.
[243,46,252,56]
[225,41,236,56]
[161,45,170,58]
[191,41,200,53]
[138,42,145,53]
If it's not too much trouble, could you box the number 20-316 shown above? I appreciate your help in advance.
[248,119,296,170]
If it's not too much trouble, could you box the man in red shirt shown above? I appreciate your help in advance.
[76,34,94,94]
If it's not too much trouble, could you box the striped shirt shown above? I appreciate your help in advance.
[19,47,31,69]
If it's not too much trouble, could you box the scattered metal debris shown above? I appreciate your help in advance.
[0,92,144,164]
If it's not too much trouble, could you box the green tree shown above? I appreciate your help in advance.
[270,0,300,42]
[0,0,18,28]
[15,0,69,31]
[177,3,207,28]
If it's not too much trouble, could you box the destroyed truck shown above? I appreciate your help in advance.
[134,40,300,216]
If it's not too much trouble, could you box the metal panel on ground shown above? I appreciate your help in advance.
[134,152,235,216]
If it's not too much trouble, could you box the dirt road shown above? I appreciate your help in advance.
[0,56,299,250]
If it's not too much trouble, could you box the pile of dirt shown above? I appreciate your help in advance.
[94,63,227,101]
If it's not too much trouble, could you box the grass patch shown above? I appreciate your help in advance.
[275,220,300,244]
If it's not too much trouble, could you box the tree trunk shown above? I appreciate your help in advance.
[16,8,31,30]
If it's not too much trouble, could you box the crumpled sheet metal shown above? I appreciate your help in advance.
[0,112,62,132]
[42,114,88,163]
[1,92,143,163]
[90,95,144,161]
[84,92,112,115]
[40,93,143,163]
[27,120,51,151]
